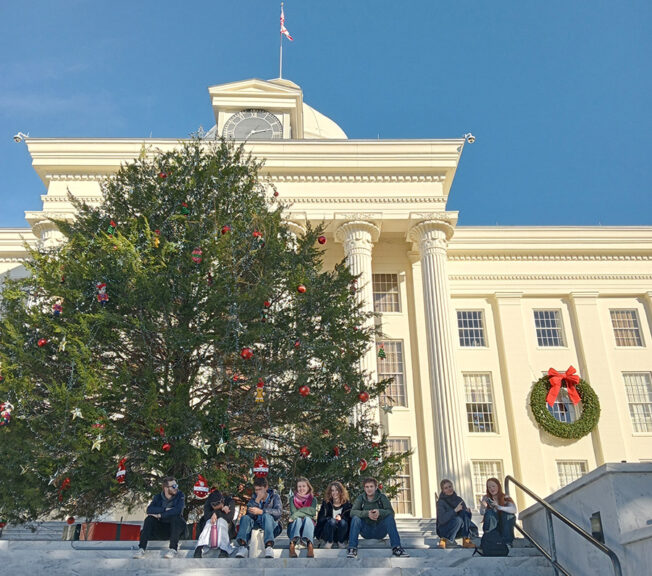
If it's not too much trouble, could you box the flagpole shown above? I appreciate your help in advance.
[279,3,284,78]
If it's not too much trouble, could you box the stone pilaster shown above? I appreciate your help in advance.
[408,218,472,503]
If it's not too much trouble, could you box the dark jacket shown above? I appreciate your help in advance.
[245,489,282,521]
[350,490,394,524]
[202,491,236,524]
[146,490,185,519]
[315,499,352,533]
[436,492,470,528]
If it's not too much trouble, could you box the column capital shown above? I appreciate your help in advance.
[334,220,381,244]
[407,217,456,246]
[285,220,307,238]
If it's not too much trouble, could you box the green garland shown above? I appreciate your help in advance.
[530,375,601,439]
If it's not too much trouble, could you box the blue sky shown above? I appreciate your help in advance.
[1,1,650,227]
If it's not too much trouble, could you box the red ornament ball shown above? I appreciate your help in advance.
[318,235,327,245]
[240,347,254,360]
[37,338,48,347]
[299,385,310,397]
[358,391,370,403]
[66,517,75,525]
[273,190,279,197]
[162,442,172,452]
[359,458,368,472]
[294,339,301,348]
[158,171,167,179]
[191,248,203,264]
[300,445,311,458]
[297,284,306,294]
[263,300,271,308]
[333,445,340,457]
[221,225,231,235]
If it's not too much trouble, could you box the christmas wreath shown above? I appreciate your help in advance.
[530,367,600,439]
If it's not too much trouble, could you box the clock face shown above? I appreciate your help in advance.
[222,110,283,140]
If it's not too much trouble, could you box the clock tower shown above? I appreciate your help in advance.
[205,77,346,140]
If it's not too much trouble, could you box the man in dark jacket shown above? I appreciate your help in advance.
[347,477,409,559]
[133,476,186,559]
[234,476,283,559]
[193,489,236,558]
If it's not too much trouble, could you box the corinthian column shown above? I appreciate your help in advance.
[335,221,380,392]
[408,217,472,503]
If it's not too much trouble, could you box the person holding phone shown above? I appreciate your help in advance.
[435,479,475,549]
[479,477,517,545]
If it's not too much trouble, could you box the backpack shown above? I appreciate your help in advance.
[473,528,509,557]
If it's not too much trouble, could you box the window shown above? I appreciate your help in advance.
[534,310,566,347]
[464,373,497,433]
[373,274,400,313]
[610,310,644,347]
[556,461,588,488]
[623,372,652,433]
[472,460,503,507]
[547,387,581,423]
[387,438,413,515]
[457,310,486,347]
[377,340,406,407]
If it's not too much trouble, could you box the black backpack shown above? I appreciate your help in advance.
[473,529,509,557]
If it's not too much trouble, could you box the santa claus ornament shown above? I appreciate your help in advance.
[0,402,13,427]
[253,456,269,478]
[96,283,109,305]
[116,458,126,484]
[255,378,265,403]
[193,474,209,499]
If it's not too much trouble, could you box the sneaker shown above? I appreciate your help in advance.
[193,547,202,559]
[347,547,357,559]
[218,548,230,558]
[264,545,274,558]
[235,545,248,558]
[133,548,146,559]
[462,537,476,549]
[324,541,333,549]
[392,546,410,558]
[163,548,178,559]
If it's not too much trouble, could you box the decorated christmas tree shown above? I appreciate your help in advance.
[0,139,406,523]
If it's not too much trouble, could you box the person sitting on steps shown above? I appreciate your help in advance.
[347,477,410,559]
[287,476,317,558]
[436,478,476,549]
[193,489,236,558]
[479,477,517,546]
[234,476,282,559]
[315,480,352,549]
[133,476,186,559]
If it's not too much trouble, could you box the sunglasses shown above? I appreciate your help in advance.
[167,483,179,490]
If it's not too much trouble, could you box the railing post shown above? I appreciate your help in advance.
[545,508,559,576]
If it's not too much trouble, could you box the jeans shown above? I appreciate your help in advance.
[318,517,349,544]
[287,517,315,543]
[437,511,472,541]
[236,513,281,546]
[348,515,401,549]
[139,515,186,550]
[483,509,516,545]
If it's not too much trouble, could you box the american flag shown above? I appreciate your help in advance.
[280,4,293,41]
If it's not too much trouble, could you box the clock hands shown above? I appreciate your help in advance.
[246,127,272,138]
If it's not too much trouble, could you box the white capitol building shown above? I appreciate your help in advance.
[2,78,651,520]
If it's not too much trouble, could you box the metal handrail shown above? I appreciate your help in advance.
[505,475,622,576]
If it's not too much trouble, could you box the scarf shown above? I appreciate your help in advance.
[439,490,464,511]
[293,492,313,509]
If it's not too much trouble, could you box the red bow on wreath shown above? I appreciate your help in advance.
[546,366,581,407]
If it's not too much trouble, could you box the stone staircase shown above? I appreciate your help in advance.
[0,518,556,575]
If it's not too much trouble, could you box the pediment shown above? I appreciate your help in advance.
[208,78,302,98]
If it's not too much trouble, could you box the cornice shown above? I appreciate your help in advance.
[45,174,106,181]
[271,174,446,183]
[448,254,652,261]
[449,274,652,281]
[279,196,446,205]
